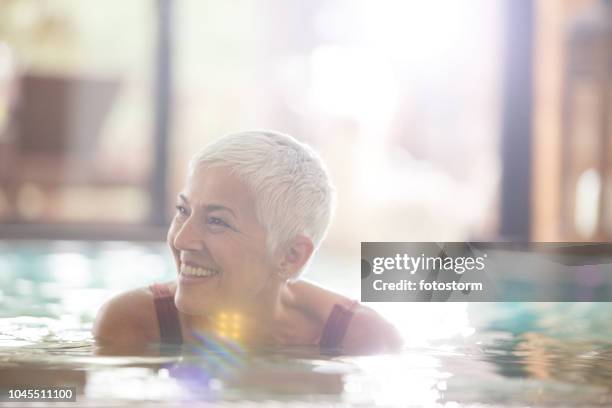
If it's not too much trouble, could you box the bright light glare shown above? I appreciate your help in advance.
[574,168,601,239]
[345,353,450,406]
[309,45,398,121]
[374,302,474,348]
[358,0,486,71]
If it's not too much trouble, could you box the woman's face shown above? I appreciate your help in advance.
[168,165,277,316]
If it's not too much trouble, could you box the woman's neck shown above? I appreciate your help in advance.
[178,276,291,348]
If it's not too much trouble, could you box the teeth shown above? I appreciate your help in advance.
[182,264,218,277]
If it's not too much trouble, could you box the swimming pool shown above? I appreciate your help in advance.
[1,241,611,406]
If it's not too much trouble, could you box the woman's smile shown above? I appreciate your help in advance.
[179,262,221,284]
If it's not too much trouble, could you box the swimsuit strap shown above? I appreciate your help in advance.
[319,299,359,354]
[149,283,183,345]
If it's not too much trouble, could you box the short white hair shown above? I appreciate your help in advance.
[189,130,336,263]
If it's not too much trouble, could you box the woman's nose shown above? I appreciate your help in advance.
[173,217,205,251]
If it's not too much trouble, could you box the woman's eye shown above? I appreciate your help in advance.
[207,216,230,228]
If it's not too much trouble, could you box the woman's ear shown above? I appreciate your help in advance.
[278,235,314,279]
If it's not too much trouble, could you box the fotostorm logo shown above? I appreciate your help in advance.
[363,242,612,302]
[371,253,488,275]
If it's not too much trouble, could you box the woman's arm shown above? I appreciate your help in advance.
[92,287,159,354]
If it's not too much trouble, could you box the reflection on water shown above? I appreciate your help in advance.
[0,316,611,406]
[1,242,611,406]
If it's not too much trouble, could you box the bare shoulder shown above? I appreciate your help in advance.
[284,279,355,321]
[92,285,161,347]
[286,279,403,354]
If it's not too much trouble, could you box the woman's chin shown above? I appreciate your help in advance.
[175,292,213,316]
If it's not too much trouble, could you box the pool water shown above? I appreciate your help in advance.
[1,241,611,407]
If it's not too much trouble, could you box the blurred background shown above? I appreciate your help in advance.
[0,0,610,245]
[0,0,610,330]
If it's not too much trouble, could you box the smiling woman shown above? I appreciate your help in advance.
[92,130,402,355]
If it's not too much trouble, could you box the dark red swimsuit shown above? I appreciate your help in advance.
[149,283,357,352]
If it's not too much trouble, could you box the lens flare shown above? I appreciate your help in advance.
[214,311,243,342]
